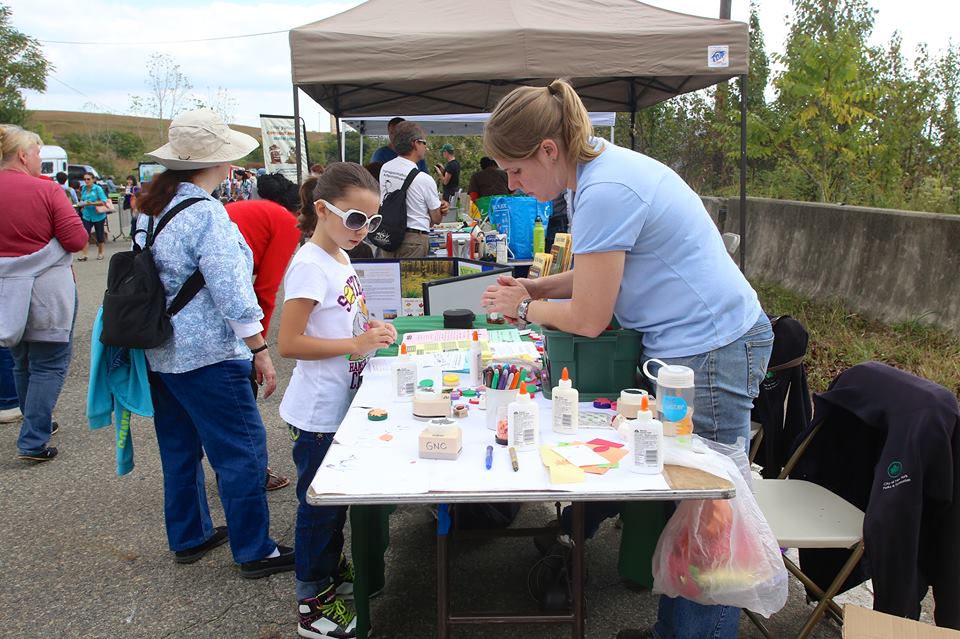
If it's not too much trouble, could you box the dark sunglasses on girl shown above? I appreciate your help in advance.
[317,199,382,233]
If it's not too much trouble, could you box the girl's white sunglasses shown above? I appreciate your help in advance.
[317,199,382,232]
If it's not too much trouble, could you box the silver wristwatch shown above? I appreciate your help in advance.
[516,297,534,326]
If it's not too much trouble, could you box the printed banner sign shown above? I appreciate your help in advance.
[259,114,308,182]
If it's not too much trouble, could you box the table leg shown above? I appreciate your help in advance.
[437,504,452,639]
[351,505,389,639]
[571,502,585,639]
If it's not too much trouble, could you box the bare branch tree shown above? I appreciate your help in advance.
[128,53,193,136]
[192,86,239,124]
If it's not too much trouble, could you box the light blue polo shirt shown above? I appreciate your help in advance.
[572,140,762,358]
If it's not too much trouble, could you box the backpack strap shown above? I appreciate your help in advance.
[398,168,420,195]
[144,196,208,317]
[167,270,205,317]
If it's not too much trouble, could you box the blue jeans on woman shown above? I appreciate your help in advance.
[0,347,18,410]
[290,426,347,601]
[12,338,74,455]
[651,313,774,639]
[150,359,277,564]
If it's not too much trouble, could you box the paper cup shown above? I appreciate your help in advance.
[485,387,518,432]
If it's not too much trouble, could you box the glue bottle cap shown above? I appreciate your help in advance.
[517,384,530,400]
[559,367,572,389]
[638,394,653,421]
[400,343,408,356]
[472,330,479,341]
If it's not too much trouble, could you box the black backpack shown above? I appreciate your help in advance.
[369,168,419,251]
[100,197,206,349]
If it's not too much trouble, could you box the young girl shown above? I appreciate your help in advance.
[278,162,396,639]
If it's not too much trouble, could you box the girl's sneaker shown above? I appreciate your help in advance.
[297,583,357,639]
[333,554,354,599]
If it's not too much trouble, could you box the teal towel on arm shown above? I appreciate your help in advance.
[87,307,153,475]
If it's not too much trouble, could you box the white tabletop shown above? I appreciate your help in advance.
[307,360,735,506]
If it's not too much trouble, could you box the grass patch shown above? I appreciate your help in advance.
[754,281,960,397]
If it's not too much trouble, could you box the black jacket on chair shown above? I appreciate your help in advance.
[790,361,960,628]
[751,315,812,478]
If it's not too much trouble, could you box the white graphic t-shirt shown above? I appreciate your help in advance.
[279,242,371,432]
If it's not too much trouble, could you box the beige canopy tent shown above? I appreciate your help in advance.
[289,0,751,266]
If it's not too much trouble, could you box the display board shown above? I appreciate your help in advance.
[354,258,511,320]
[423,267,513,316]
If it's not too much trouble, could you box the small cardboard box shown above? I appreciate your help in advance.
[843,605,960,638]
[418,426,462,460]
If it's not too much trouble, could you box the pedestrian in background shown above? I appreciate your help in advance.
[122,175,140,238]
[135,109,294,577]
[78,172,109,261]
[226,172,304,492]
[0,125,87,461]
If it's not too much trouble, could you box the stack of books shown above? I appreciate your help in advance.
[528,233,573,279]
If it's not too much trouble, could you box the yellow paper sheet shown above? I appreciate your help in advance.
[540,446,586,483]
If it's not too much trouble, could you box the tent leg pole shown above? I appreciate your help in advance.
[360,135,364,163]
[335,117,343,161]
[293,85,303,184]
[739,73,747,274]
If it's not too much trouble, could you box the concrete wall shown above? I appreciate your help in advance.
[703,197,960,333]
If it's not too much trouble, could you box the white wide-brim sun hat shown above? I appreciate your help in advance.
[146,109,258,170]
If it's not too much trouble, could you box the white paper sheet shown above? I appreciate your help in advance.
[554,444,610,467]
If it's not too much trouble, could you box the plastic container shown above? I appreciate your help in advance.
[507,385,540,451]
[486,387,518,439]
[391,344,417,402]
[552,367,579,435]
[642,359,695,443]
[540,326,643,401]
[617,388,649,419]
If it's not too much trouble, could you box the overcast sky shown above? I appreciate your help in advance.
[8,0,956,131]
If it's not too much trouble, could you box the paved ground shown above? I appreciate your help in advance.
[0,240,935,638]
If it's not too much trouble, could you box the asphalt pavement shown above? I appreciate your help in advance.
[0,239,892,638]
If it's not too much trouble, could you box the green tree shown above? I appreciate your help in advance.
[762,0,881,203]
[0,5,51,125]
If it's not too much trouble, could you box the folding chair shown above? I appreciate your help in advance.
[745,423,865,639]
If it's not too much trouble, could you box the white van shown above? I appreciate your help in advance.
[40,145,68,180]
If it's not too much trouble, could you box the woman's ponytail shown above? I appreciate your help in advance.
[484,79,601,166]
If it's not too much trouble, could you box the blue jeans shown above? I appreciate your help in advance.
[12,339,73,455]
[0,347,18,409]
[290,425,347,601]
[150,359,276,564]
[651,314,774,639]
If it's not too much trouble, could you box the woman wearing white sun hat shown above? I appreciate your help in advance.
[135,109,293,578]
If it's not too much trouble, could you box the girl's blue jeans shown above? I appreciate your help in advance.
[290,426,347,601]
[150,359,276,564]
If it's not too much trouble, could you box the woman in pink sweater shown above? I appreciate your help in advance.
[0,125,87,462]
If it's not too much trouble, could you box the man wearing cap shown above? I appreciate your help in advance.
[370,117,427,172]
[434,143,460,203]
[378,121,448,258]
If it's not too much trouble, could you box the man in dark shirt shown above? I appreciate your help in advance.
[467,156,511,200]
[435,143,460,202]
[371,117,427,172]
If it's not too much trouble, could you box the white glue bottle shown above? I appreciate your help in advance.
[507,384,540,451]
[392,343,417,402]
[552,367,579,435]
[628,394,663,474]
[468,330,483,387]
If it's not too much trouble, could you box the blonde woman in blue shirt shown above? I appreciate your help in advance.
[481,79,774,639]
[77,172,109,260]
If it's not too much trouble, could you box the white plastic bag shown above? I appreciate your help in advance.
[652,437,788,617]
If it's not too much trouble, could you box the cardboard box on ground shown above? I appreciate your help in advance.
[843,605,960,639]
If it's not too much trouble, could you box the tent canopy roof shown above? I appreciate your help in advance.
[341,112,616,136]
[290,0,749,117]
